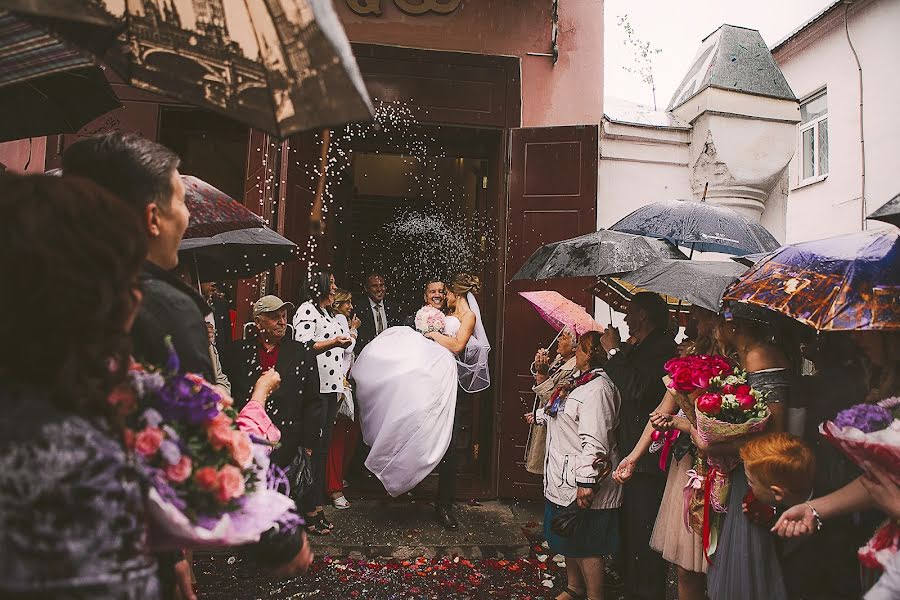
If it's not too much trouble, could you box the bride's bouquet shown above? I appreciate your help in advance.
[109,343,298,549]
[414,305,446,334]
[821,397,900,570]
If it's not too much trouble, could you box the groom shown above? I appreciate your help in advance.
[409,279,460,530]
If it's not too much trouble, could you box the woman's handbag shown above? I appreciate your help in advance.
[550,452,613,538]
[286,448,314,503]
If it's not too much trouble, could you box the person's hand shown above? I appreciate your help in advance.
[349,315,362,331]
[533,372,549,385]
[576,486,595,509]
[860,462,900,520]
[304,447,313,456]
[174,558,197,600]
[612,456,635,484]
[424,331,439,341]
[271,531,314,577]
[600,327,622,353]
[253,368,281,397]
[649,412,675,431]
[206,322,216,345]
[534,349,550,374]
[332,335,353,349]
[771,503,815,538]
[524,411,536,425]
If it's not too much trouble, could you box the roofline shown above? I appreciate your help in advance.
[771,0,843,52]
[701,23,761,43]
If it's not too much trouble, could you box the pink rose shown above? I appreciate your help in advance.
[194,466,218,491]
[736,393,756,410]
[216,465,246,503]
[134,427,164,457]
[691,369,712,390]
[721,383,735,395]
[206,413,235,450]
[228,430,254,469]
[165,456,193,483]
[108,385,136,414]
[671,368,695,392]
[697,392,723,416]
[735,384,752,397]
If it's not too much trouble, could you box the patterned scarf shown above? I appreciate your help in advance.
[546,368,604,417]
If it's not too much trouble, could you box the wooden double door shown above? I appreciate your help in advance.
[43,46,598,500]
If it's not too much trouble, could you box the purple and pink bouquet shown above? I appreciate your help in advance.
[415,305,446,335]
[821,398,900,570]
[110,345,297,549]
[821,398,900,486]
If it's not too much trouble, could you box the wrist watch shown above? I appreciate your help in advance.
[608,347,620,358]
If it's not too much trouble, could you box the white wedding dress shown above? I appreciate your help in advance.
[353,317,462,497]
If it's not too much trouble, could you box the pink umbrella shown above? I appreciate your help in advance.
[519,291,604,336]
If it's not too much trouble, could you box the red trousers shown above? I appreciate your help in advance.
[325,416,360,495]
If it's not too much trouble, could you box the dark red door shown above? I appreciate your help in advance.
[498,125,598,499]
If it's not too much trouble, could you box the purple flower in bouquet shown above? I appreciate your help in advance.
[155,373,220,425]
[833,404,893,433]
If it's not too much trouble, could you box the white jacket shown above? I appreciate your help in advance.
[543,371,622,509]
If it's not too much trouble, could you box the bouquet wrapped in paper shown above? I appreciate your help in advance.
[820,397,900,485]
[110,344,300,550]
[414,305,446,334]
[821,397,900,570]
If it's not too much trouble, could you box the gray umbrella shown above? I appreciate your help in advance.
[512,229,687,281]
[618,259,747,313]
[730,251,773,267]
[868,193,900,228]
[610,198,780,256]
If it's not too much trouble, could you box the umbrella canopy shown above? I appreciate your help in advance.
[610,198,780,256]
[868,193,900,228]
[723,229,900,331]
[616,259,747,313]
[730,251,772,267]
[518,291,603,336]
[512,229,687,281]
[0,10,120,142]
[179,175,297,282]
[2,0,374,138]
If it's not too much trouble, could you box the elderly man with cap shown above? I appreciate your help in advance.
[223,296,321,471]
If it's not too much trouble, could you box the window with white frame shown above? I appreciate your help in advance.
[799,90,828,182]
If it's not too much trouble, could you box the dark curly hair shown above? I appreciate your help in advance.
[0,174,147,417]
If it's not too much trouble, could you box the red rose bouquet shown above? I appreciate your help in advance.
[112,343,299,549]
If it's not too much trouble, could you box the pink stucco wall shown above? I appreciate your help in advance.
[335,0,604,127]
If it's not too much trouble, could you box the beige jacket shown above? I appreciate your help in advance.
[524,356,578,474]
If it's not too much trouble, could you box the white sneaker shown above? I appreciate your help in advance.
[332,495,351,510]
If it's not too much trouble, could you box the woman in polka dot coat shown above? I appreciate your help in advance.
[293,271,353,534]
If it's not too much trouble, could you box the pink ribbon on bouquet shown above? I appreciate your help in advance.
[683,468,705,532]
[651,428,679,472]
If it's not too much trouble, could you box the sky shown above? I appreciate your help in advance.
[603,0,837,110]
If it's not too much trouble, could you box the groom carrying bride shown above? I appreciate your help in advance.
[353,274,491,530]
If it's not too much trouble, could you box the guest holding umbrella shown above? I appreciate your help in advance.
[542,331,622,600]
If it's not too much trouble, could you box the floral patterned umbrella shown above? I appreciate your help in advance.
[723,229,900,331]
[518,290,603,336]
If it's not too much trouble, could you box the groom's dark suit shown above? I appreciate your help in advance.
[355,297,401,355]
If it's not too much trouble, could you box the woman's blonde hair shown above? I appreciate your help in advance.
[447,273,481,296]
[332,288,352,306]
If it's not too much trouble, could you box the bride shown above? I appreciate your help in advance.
[353,273,490,497]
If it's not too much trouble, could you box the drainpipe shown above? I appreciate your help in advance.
[844,0,866,230]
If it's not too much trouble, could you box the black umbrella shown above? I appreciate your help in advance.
[615,259,747,313]
[1,0,373,138]
[511,229,687,281]
[180,226,296,283]
[730,251,773,267]
[868,193,900,228]
[0,10,120,142]
[178,175,297,282]
[610,198,780,256]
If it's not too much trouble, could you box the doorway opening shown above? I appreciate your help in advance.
[332,123,504,499]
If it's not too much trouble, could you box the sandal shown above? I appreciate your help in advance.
[317,510,334,531]
[305,513,331,536]
[332,495,351,510]
[557,588,586,600]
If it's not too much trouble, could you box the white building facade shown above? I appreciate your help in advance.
[773,0,900,242]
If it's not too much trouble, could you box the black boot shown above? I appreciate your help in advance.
[435,504,459,530]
